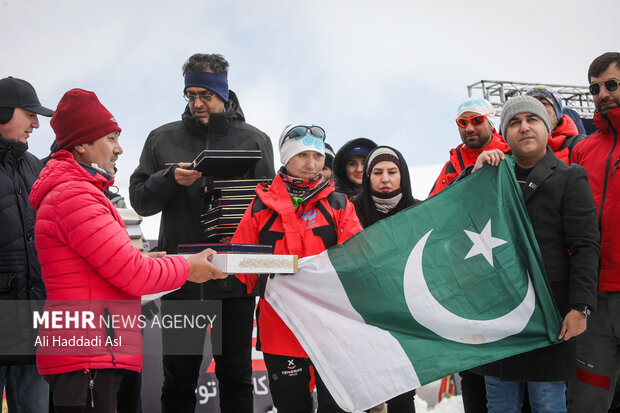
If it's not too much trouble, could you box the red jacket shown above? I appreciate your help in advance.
[29,151,189,374]
[232,174,362,357]
[548,114,583,164]
[429,132,509,196]
[572,108,620,291]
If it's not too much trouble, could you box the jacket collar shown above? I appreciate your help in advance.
[0,134,28,161]
[520,147,559,203]
[453,132,510,166]
[257,174,334,213]
[594,107,620,135]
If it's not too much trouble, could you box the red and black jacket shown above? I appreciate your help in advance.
[572,107,620,291]
[429,132,510,197]
[548,114,586,164]
[232,174,362,357]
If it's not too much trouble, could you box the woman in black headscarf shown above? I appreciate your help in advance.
[351,145,420,411]
[352,145,419,228]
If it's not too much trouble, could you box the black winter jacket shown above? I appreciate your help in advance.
[129,91,275,299]
[472,149,600,381]
[0,136,45,300]
[0,135,45,364]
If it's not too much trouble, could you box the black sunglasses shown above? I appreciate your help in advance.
[589,79,620,96]
[284,126,326,141]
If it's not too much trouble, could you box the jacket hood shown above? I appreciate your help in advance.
[29,150,113,210]
[333,138,378,197]
[548,115,579,152]
[355,145,418,226]
[594,107,620,135]
[181,89,245,135]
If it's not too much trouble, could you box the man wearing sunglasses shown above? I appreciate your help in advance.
[525,86,586,164]
[567,52,620,413]
[429,97,509,197]
[129,53,275,413]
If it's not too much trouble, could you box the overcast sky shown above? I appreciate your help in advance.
[2,0,618,237]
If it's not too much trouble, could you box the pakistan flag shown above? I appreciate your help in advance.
[264,157,563,412]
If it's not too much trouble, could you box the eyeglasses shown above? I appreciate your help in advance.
[284,126,326,150]
[589,79,620,96]
[455,113,492,128]
[184,92,217,103]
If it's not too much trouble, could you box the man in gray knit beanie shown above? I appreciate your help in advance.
[500,95,551,138]
[467,91,599,413]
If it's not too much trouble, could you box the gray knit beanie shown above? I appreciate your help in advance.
[500,95,551,137]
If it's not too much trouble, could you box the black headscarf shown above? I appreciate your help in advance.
[353,145,419,227]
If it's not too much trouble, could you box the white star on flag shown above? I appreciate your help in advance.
[464,219,507,266]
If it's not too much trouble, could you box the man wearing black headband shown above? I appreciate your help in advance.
[0,76,53,412]
[130,53,275,413]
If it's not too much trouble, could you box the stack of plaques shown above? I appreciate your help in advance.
[189,149,262,177]
[177,243,273,254]
[184,148,268,242]
[201,178,270,242]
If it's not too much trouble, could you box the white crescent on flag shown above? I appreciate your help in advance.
[403,228,536,344]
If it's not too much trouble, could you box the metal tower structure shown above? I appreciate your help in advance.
[467,80,595,119]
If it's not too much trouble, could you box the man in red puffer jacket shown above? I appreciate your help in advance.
[29,88,226,413]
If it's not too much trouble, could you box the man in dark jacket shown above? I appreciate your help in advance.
[470,95,600,412]
[129,53,275,413]
[0,77,53,412]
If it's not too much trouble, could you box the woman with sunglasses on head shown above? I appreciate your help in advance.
[333,138,378,199]
[232,124,363,412]
[350,146,420,413]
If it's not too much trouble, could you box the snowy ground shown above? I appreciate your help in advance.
[415,395,464,412]
[414,379,464,412]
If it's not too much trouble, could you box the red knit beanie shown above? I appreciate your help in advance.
[51,88,121,150]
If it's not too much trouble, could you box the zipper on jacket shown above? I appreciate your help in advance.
[295,180,331,216]
[88,370,97,408]
[597,114,618,230]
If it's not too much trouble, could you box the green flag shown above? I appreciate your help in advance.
[265,157,563,411]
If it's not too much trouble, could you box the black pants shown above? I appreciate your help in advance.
[460,370,488,413]
[161,296,255,413]
[116,370,141,413]
[45,369,124,413]
[263,352,345,413]
[385,389,416,412]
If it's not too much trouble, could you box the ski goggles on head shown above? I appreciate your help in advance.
[455,113,492,128]
[284,126,326,150]
[589,79,620,96]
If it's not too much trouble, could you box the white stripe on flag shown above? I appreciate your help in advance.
[265,250,420,412]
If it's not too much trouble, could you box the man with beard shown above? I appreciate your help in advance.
[567,52,620,413]
[130,53,275,413]
[429,97,510,197]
